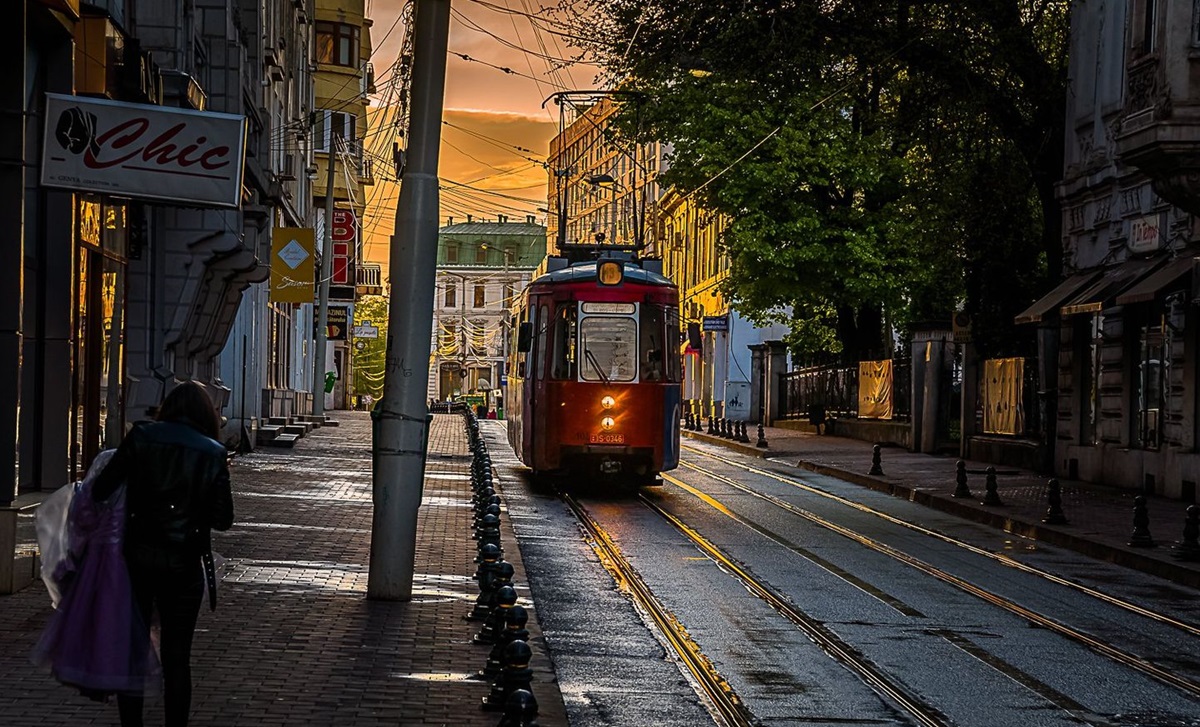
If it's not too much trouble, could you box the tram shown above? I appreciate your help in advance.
[505,252,681,486]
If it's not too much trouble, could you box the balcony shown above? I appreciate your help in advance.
[357,263,383,297]
[1116,54,1200,215]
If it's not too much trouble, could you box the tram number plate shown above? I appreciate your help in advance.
[589,433,625,444]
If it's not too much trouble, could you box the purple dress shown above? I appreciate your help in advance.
[32,452,161,698]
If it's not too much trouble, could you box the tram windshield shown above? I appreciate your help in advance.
[579,316,637,382]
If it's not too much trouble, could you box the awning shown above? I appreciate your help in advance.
[1014,271,1101,324]
[1060,258,1164,316]
[1115,256,1197,306]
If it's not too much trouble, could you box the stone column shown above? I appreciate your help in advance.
[765,340,788,424]
[748,344,767,425]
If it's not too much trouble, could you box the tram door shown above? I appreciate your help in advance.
[527,302,550,468]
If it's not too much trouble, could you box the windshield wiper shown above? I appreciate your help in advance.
[584,349,609,384]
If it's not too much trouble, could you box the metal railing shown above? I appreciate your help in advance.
[780,355,913,423]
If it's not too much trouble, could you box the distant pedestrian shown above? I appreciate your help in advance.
[92,381,235,727]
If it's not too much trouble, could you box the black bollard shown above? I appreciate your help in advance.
[483,641,534,711]
[756,422,768,448]
[1174,505,1200,561]
[474,585,519,645]
[473,543,502,581]
[497,689,540,727]
[738,421,751,443]
[482,605,530,678]
[469,560,514,621]
[868,444,884,476]
[1129,495,1156,547]
[1042,478,1068,525]
[952,460,972,498]
[707,416,716,434]
[981,466,1004,506]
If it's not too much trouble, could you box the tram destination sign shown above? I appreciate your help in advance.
[41,93,247,209]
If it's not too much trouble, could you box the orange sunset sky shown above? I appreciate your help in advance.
[361,0,600,277]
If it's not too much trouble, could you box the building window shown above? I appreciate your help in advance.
[445,243,459,263]
[1134,0,1158,56]
[474,284,486,308]
[444,281,457,308]
[313,110,356,152]
[1135,314,1168,449]
[475,245,488,265]
[442,319,457,350]
[316,21,360,67]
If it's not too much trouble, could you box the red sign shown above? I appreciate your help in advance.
[331,210,357,285]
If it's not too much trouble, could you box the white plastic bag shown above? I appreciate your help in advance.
[35,449,117,608]
[35,483,75,608]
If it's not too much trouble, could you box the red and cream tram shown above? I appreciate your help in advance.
[506,254,681,486]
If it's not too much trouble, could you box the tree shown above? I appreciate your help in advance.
[352,295,389,403]
[563,0,1069,359]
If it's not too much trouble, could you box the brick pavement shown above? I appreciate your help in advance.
[0,412,566,726]
[684,424,1200,589]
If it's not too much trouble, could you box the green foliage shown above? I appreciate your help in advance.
[565,0,1070,359]
[352,295,389,400]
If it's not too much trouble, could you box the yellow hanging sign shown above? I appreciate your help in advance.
[858,359,894,420]
[983,357,1025,435]
[271,227,315,303]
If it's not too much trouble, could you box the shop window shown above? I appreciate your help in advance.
[316,21,360,67]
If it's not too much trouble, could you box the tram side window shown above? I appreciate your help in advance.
[513,307,528,377]
[536,305,550,381]
[640,305,665,382]
[665,306,682,383]
[579,316,637,383]
[551,304,578,380]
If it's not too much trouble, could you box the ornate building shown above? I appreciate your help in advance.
[1018,0,1200,500]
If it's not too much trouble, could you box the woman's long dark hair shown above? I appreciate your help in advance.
[157,381,222,440]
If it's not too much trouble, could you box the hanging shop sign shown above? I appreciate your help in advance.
[270,227,315,304]
[326,305,350,341]
[329,209,357,301]
[1128,214,1162,254]
[702,315,728,332]
[352,322,379,339]
[41,93,247,208]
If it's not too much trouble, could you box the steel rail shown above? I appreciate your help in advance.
[679,445,1200,640]
[560,493,755,727]
[668,461,1200,699]
[641,485,951,727]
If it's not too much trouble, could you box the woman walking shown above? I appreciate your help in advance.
[92,381,234,727]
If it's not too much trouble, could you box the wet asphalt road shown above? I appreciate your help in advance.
[483,423,1200,727]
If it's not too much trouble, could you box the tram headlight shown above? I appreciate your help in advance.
[600,395,616,410]
[600,416,615,431]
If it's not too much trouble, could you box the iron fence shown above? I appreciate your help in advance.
[781,356,913,423]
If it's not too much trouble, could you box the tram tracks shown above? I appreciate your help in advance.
[564,489,952,727]
[681,444,1200,640]
[673,446,1200,699]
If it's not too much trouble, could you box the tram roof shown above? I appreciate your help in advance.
[532,260,674,288]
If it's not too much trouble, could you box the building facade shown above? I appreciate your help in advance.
[1018,0,1200,500]
[659,189,791,427]
[2,0,300,592]
[546,95,664,256]
[430,216,547,407]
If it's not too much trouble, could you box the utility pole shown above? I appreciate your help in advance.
[369,0,451,600]
[312,138,337,420]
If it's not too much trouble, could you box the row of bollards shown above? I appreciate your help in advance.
[461,409,541,727]
[683,410,766,447]
[946,458,1200,560]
